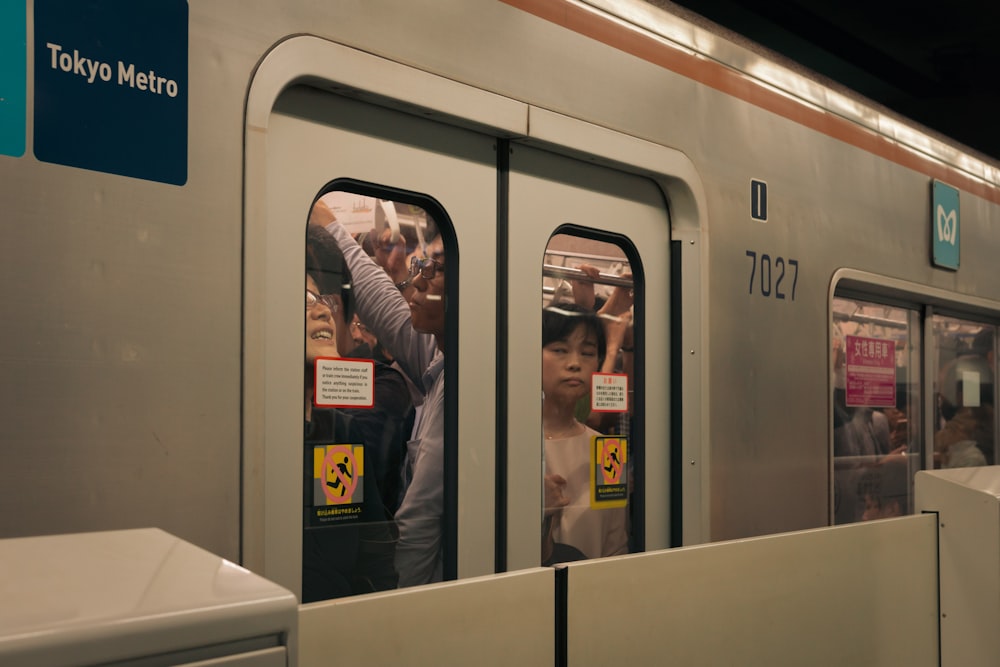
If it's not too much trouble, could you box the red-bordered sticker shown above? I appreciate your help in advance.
[314,357,375,408]
[845,335,896,408]
[591,372,628,413]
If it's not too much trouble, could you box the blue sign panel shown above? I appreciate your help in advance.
[34,0,188,185]
[751,179,768,221]
[932,181,960,270]
[0,0,26,157]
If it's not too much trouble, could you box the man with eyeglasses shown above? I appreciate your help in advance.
[321,202,447,588]
[373,225,416,293]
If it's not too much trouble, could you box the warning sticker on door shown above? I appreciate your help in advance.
[592,372,628,413]
[591,436,628,509]
[314,357,375,408]
[307,443,364,527]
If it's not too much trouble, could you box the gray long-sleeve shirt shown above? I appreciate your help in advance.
[328,222,444,586]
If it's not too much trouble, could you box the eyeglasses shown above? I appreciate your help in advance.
[351,321,371,334]
[306,289,339,312]
[409,256,444,281]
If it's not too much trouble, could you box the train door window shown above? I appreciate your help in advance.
[303,187,452,602]
[505,144,669,571]
[930,316,996,469]
[250,83,498,600]
[831,297,921,525]
[542,232,638,564]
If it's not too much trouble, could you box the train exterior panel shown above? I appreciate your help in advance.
[2,0,999,599]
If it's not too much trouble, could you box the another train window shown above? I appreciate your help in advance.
[542,232,638,564]
[303,188,452,601]
[931,316,995,468]
[831,297,921,524]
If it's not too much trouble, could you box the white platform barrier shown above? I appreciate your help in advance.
[560,515,939,666]
[299,567,554,666]
[917,465,1000,667]
[3,522,942,666]
[0,528,298,667]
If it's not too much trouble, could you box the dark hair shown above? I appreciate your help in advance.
[355,231,376,257]
[939,353,994,409]
[972,328,994,358]
[306,224,353,320]
[542,302,606,366]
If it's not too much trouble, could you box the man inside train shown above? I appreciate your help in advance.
[832,358,895,524]
[317,197,447,588]
[934,353,994,468]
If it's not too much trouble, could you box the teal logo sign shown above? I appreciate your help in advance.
[932,181,960,270]
[0,0,26,157]
[34,0,188,185]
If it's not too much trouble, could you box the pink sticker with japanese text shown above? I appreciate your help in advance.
[845,335,896,407]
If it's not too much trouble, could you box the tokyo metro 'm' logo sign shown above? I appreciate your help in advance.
[932,181,960,270]
[936,205,957,245]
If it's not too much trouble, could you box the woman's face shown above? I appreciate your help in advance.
[306,274,339,364]
[542,323,600,404]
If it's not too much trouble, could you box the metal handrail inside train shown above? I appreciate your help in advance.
[542,264,633,288]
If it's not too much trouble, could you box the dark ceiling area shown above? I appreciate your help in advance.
[653,0,1000,163]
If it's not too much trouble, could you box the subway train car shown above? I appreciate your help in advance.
[2,0,999,607]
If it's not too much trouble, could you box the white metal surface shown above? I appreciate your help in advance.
[0,529,297,667]
[298,568,554,666]
[562,515,939,666]
[916,466,1000,667]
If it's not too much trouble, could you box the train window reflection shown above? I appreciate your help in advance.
[931,316,996,469]
[542,233,637,564]
[831,297,921,525]
[303,189,451,601]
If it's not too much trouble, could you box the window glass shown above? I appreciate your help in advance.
[831,297,921,524]
[542,232,638,563]
[931,316,996,469]
[302,189,449,601]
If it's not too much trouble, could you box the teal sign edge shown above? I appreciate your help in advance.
[932,180,960,271]
[0,0,27,157]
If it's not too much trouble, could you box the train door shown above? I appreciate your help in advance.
[245,83,498,599]
[930,315,997,470]
[831,296,922,524]
[830,276,1000,525]
[504,144,672,570]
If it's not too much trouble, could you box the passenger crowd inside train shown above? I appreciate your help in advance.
[832,298,996,525]
[299,191,640,602]
[299,189,998,602]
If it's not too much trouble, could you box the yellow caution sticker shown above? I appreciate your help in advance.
[590,436,628,509]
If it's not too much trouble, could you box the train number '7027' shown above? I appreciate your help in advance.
[746,250,798,300]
